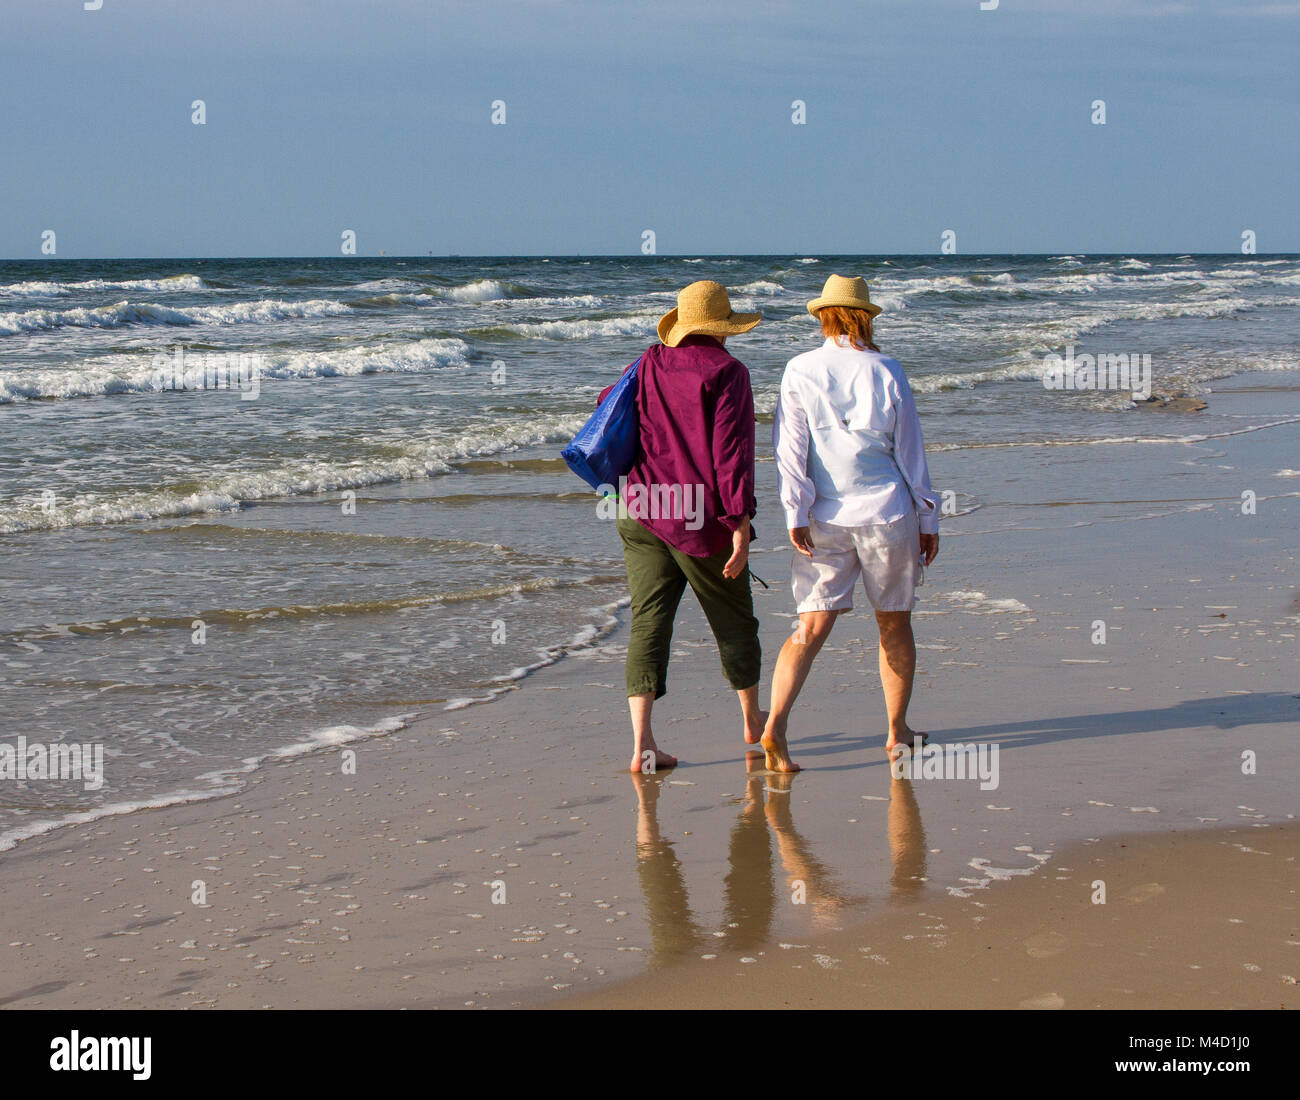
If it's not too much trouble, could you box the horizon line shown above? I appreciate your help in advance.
[4,251,1296,263]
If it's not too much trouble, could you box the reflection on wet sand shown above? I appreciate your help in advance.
[630,773,703,966]
[629,756,928,963]
[888,771,928,897]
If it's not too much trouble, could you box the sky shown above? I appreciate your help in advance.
[2,0,1297,258]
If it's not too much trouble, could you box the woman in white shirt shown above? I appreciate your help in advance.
[761,275,940,773]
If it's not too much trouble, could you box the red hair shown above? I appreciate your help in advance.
[817,306,879,352]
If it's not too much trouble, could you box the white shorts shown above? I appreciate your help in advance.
[791,511,921,614]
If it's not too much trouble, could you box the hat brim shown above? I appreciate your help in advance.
[656,308,763,348]
[807,296,882,318]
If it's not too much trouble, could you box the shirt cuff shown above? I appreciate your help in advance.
[783,506,810,530]
[917,506,939,535]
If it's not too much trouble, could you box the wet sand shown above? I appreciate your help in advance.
[557,822,1300,1010]
[0,372,1297,1009]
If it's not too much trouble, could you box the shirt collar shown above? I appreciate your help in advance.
[677,334,725,349]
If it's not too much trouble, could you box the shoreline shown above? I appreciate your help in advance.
[8,369,1295,859]
[0,370,1297,1009]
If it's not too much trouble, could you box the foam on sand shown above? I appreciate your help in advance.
[941,590,1032,614]
[443,597,628,710]
[0,715,411,854]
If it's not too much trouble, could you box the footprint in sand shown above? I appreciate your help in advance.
[1019,992,1065,1010]
[1024,931,1068,958]
[1123,882,1166,904]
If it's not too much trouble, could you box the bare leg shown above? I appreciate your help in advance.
[877,610,921,752]
[628,692,677,773]
[738,683,767,745]
[761,610,842,772]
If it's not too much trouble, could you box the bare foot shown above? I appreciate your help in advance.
[629,746,678,774]
[759,715,801,773]
[744,708,769,745]
[884,729,929,756]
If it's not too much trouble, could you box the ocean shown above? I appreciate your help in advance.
[1,253,1297,850]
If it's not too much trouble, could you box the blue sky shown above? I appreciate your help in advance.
[3,0,1297,257]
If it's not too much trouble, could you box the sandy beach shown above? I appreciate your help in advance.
[1,370,1297,1010]
[559,822,1300,1010]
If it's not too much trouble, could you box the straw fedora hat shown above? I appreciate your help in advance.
[657,280,762,347]
[806,274,882,318]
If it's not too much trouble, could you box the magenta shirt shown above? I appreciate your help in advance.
[597,334,757,558]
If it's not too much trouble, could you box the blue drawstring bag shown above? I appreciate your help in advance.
[561,355,642,492]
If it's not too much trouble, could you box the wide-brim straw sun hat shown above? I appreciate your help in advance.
[657,280,762,347]
[806,273,882,318]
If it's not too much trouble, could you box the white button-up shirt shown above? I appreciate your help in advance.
[772,336,940,534]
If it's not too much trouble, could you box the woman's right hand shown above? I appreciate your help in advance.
[919,532,939,565]
[789,527,815,557]
[722,517,752,579]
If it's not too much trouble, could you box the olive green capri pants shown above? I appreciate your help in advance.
[617,516,761,699]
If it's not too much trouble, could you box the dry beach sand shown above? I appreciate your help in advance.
[0,372,1297,1010]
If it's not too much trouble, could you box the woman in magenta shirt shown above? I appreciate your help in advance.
[596,281,771,773]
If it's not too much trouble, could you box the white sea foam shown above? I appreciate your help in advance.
[909,360,1046,394]
[942,590,1032,614]
[349,291,444,307]
[0,274,207,298]
[1014,296,1300,354]
[948,850,1052,897]
[761,294,1298,404]
[503,293,604,309]
[0,296,354,335]
[875,272,1021,298]
[439,278,512,302]
[0,301,197,334]
[491,314,659,340]
[0,412,587,533]
[444,597,628,711]
[0,337,470,403]
[354,289,602,311]
[928,415,1300,454]
[185,298,356,325]
[260,337,469,380]
[0,715,411,854]
[870,292,908,312]
[0,280,69,298]
[881,264,1297,302]
[350,277,425,293]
